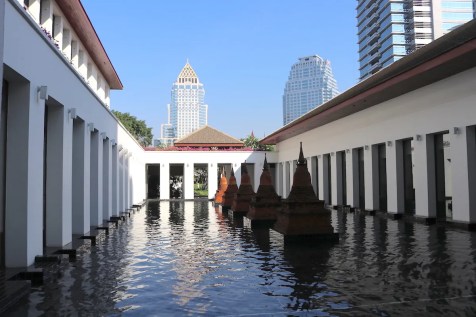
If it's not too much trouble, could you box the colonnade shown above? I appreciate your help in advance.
[1,77,135,267]
[275,126,476,226]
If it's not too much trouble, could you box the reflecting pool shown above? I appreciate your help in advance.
[6,201,476,316]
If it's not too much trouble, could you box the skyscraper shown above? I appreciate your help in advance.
[282,55,339,125]
[357,0,475,80]
[160,61,208,145]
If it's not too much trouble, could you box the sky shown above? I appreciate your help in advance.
[81,0,359,140]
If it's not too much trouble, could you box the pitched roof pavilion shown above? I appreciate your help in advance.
[174,125,244,147]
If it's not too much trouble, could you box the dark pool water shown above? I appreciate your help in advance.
[6,200,476,316]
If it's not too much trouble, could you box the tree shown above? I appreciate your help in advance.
[112,110,153,147]
[241,133,274,151]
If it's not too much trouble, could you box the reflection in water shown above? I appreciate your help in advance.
[6,201,476,316]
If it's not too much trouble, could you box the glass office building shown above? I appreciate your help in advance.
[357,0,475,80]
[160,62,208,145]
[282,55,339,125]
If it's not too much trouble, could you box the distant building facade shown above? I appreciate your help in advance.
[160,62,208,145]
[282,55,339,125]
[357,0,476,80]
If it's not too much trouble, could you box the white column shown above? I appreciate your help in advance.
[102,138,112,220]
[282,161,289,199]
[78,50,88,79]
[387,140,405,214]
[277,162,284,197]
[72,119,90,234]
[62,29,71,60]
[5,82,44,267]
[413,134,436,219]
[452,127,476,223]
[331,153,338,205]
[371,145,380,210]
[346,150,354,207]
[71,40,79,69]
[364,146,375,211]
[160,163,170,199]
[118,151,123,212]
[53,14,63,49]
[310,157,318,196]
[28,0,40,23]
[208,162,218,200]
[90,130,103,226]
[124,154,129,208]
[111,144,118,216]
[352,149,360,208]
[184,163,194,200]
[318,156,324,200]
[45,105,73,247]
[290,160,297,188]
[40,0,53,33]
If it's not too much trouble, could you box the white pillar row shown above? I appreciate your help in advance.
[371,144,380,210]
[352,149,360,208]
[118,151,124,212]
[124,154,129,208]
[282,161,289,199]
[451,127,476,223]
[5,81,44,267]
[184,162,194,200]
[62,29,71,60]
[331,152,338,206]
[28,0,40,23]
[336,152,343,205]
[102,137,112,221]
[52,14,63,49]
[208,162,218,200]
[45,104,73,247]
[72,119,90,235]
[71,40,79,69]
[364,145,375,211]
[40,0,53,32]
[160,162,170,199]
[310,157,318,196]
[345,149,354,207]
[89,130,103,227]
[413,134,436,219]
[318,156,324,200]
[111,144,118,216]
[277,163,283,197]
[387,140,405,214]
[234,162,242,188]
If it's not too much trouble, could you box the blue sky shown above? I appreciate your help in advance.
[82,0,359,140]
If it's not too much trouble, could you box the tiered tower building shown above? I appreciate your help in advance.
[161,61,208,145]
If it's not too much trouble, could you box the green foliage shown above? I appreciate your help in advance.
[112,110,153,147]
[241,134,274,151]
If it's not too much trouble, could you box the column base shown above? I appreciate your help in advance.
[387,212,403,220]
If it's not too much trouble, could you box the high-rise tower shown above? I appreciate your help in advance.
[282,55,339,126]
[160,61,208,145]
[357,0,475,80]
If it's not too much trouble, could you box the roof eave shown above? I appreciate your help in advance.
[56,0,123,90]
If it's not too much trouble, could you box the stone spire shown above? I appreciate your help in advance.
[214,166,228,204]
[230,162,256,216]
[222,168,238,211]
[247,153,281,227]
[273,143,338,243]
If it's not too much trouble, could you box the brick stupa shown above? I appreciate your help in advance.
[214,167,228,205]
[245,154,281,228]
[220,168,238,212]
[230,163,256,218]
[273,143,339,243]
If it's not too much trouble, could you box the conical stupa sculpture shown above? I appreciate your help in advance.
[221,168,238,212]
[230,162,256,217]
[273,142,338,243]
[245,154,281,227]
[214,167,228,204]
